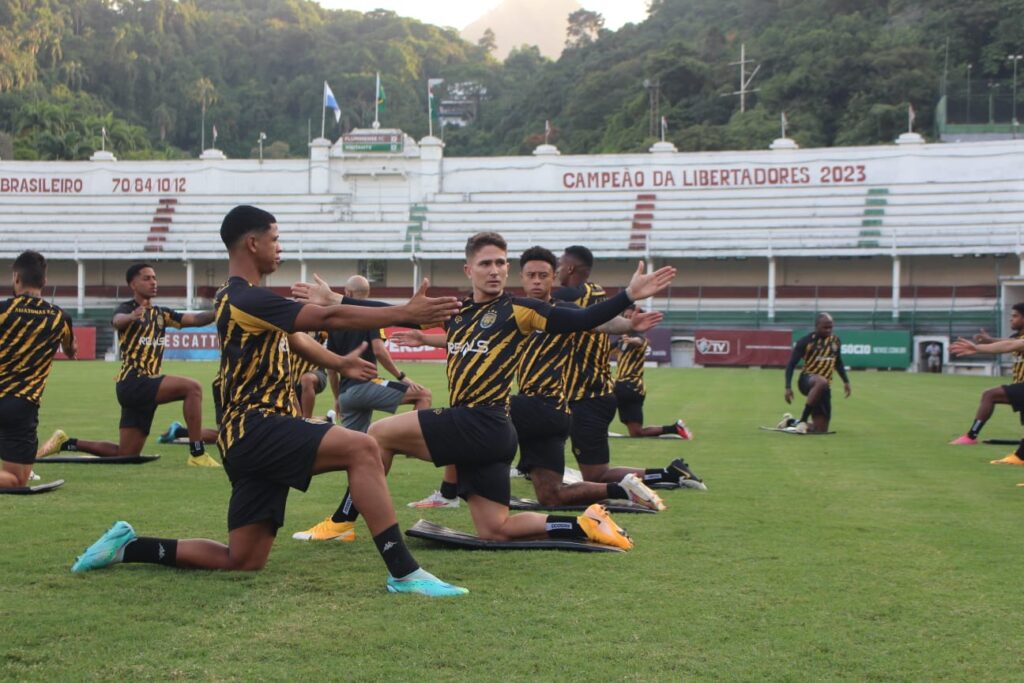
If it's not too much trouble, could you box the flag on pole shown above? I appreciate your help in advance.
[544,119,552,143]
[660,115,668,141]
[428,78,444,120]
[212,125,218,145]
[781,111,788,137]
[376,73,386,114]
[908,103,916,131]
[323,82,341,123]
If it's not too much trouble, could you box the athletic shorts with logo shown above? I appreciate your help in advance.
[0,395,39,465]
[569,393,617,465]
[116,371,165,435]
[510,393,570,475]
[222,412,333,532]
[339,379,408,433]
[419,404,518,504]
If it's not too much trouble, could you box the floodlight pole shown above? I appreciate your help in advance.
[1009,55,1022,135]
[728,44,760,113]
[966,64,972,124]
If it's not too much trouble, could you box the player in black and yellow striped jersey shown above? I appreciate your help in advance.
[72,205,468,597]
[289,330,329,418]
[611,305,693,439]
[555,245,706,489]
[950,304,1024,467]
[783,312,851,434]
[397,246,670,512]
[39,263,222,467]
[0,251,75,489]
[351,232,677,549]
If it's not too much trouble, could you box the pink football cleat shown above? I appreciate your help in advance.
[948,434,978,445]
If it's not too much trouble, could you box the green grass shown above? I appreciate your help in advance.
[4,361,1024,681]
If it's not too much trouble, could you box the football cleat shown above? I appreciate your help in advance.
[674,419,693,440]
[407,491,460,509]
[158,420,184,444]
[71,521,136,573]
[578,504,633,550]
[291,517,356,541]
[187,453,221,468]
[991,454,1024,466]
[667,458,707,490]
[776,413,795,429]
[948,434,978,445]
[36,429,68,458]
[386,569,468,597]
[619,473,666,511]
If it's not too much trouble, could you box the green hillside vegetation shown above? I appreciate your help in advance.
[1,0,1022,160]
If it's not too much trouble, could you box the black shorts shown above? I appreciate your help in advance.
[569,394,617,466]
[293,369,327,397]
[0,395,39,465]
[419,405,518,505]
[613,382,645,425]
[1003,384,1024,423]
[798,373,832,419]
[116,373,164,435]
[222,412,333,532]
[510,393,570,475]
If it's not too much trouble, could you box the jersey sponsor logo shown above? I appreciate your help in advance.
[447,340,490,356]
[696,338,730,355]
[479,309,498,329]
[138,336,168,347]
[279,338,289,354]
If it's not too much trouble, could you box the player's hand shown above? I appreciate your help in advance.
[390,329,425,347]
[974,328,994,344]
[630,310,663,332]
[65,335,78,360]
[625,261,677,302]
[292,274,339,306]
[401,279,461,324]
[130,305,147,320]
[950,338,978,357]
[784,388,794,404]
[402,378,426,392]
[844,382,851,398]
[335,342,376,381]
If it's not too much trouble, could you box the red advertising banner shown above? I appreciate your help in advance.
[383,327,447,361]
[56,326,96,360]
[693,329,792,367]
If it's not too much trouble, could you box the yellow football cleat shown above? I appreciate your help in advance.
[36,429,68,458]
[187,453,222,468]
[578,504,633,550]
[991,454,1024,466]
[291,517,356,542]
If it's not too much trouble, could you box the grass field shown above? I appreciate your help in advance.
[4,360,1024,681]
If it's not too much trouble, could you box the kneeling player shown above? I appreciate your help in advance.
[0,252,75,489]
[780,312,851,433]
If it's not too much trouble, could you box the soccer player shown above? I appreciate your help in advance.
[37,263,221,467]
[396,246,668,512]
[554,245,704,488]
[297,232,676,551]
[949,305,1024,445]
[0,251,76,489]
[780,312,851,434]
[290,330,329,418]
[290,275,436,540]
[71,205,468,597]
[612,305,692,439]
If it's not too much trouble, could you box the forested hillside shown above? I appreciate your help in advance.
[1,0,1022,160]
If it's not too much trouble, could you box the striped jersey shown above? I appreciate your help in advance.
[289,331,329,387]
[1012,332,1024,383]
[516,299,575,412]
[615,336,648,395]
[113,299,183,380]
[0,294,73,404]
[787,333,848,385]
[215,276,305,453]
[554,282,614,401]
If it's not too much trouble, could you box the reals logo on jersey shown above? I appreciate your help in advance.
[279,338,289,354]
[480,309,497,329]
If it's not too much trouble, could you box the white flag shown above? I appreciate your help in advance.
[324,81,341,123]
[212,125,218,143]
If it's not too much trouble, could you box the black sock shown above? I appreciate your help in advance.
[545,515,586,540]
[800,405,813,423]
[61,438,78,451]
[968,419,986,439]
[606,483,628,499]
[643,467,669,484]
[331,490,360,523]
[661,425,675,435]
[189,441,205,457]
[439,480,458,500]
[122,537,178,566]
[174,425,189,439]
[373,524,419,578]
[1016,440,1024,458]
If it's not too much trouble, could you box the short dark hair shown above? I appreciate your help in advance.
[465,231,507,259]
[13,250,46,289]
[1012,303,1024,316]
[125,262,153,284]
[563,245,594,269]
[220,205,277,249]
[519,245,557,271]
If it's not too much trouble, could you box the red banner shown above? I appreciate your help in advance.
[56,326,97,360]
[693,329,792,367]
[383,327,447,361]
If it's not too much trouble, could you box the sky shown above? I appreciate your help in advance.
[315,0,649,31]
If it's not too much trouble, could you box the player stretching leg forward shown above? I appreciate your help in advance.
[0,252,76,489]
[949,304,1024,445]
[71,205,466,596]
[612,305,692,439]
[38,263,221,467]
[780,312,851,434]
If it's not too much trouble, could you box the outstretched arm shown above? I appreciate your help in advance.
[181,311,216,327]
[293,279,459,332]
[390,329,447,348]
[952,337,1024,356]
[289,333,375,381]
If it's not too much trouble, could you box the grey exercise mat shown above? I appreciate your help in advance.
[509,496,656,514]
[0,479,65,494]
[759,426,836,435]
[35,454,160,464]
[405,518,624,552]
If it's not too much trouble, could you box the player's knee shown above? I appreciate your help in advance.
[186,379,203,400]
[626,424,643,437]
[475,521,511,542]
[982,388,1001,402]
[230,555,267,572]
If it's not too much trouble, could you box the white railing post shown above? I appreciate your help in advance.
[184,259,194,311]
[767,253,777,321]
[76,259,85,316]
